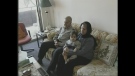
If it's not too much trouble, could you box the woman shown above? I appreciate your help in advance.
[56,21,97,76]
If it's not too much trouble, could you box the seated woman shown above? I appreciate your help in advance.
[56,21,97,76]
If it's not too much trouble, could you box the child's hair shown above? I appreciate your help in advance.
[70,30,78,37]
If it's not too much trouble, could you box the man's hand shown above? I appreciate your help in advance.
[54,40,59,47]
[54,43,59,48]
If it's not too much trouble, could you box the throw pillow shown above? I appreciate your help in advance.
[18,26,26,40]
[47,31,56,40]
[97,40,118,66]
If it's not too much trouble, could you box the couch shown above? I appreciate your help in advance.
[43,23,118,76]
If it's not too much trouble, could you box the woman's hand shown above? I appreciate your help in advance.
[64,47,69,52]
[62,47,69,56]
[62,51,67,57]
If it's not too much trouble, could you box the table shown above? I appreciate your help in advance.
[36,32,47,48]
[36,28,60,48]
[18,50,28,63]
[18,51,49,76]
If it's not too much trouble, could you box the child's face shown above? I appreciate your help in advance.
[70,34,77,42]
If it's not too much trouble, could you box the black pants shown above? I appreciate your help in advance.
[56,54,91,76]
[47,47,63,71]
[38,40,56,61]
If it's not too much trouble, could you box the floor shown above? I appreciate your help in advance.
[22,39,50,70]
[21,39,57,76]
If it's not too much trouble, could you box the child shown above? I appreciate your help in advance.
[62,30,81,64]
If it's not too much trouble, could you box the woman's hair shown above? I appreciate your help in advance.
[79,21,97,50]
[79,21,92,38]
[80,21,92,34]
[70,30,78,37]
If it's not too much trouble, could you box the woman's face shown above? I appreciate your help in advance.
[81,24,87,35]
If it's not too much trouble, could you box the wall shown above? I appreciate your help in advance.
[42,0,117,34]
[40,0,56,30]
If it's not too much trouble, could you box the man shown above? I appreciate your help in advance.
[37,16,74,65]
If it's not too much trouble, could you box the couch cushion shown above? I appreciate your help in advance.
[114,57,118,68]
[97,34,118,66]
[73,65,84,76]
[46,31,56,40]
[72,23,81,34]
[76,59,117,76]
[45,48,55,60]
[91,29,109,58]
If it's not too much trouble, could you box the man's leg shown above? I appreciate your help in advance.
[46,47,63,73]
[38,40,55,64]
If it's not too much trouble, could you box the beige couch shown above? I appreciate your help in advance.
[43,23,118,76]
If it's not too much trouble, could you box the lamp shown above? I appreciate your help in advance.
[40,0,52,31]
[40,0,52,7]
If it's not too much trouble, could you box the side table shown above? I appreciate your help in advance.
[36,32,47,48]
[36,28,60,48]
[18,51,49,76]
[28,57,49,76]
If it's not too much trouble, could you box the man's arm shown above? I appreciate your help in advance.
[53,27,62,47]
[53,27,62,40]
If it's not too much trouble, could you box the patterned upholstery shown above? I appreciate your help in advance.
[43,23,118,76]
[76,59,117,76]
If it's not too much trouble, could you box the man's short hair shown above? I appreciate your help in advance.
[65,16,72,22]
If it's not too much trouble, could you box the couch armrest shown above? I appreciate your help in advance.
[76,59,117,76]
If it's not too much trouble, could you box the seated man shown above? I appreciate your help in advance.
[37,16,74,65]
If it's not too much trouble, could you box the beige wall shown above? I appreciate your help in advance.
[42,0,117,34]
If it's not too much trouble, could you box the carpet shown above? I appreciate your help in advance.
[21,39,50,70]
[21,40,57,76]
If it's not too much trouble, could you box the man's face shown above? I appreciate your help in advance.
[64,19,71,28]
[70,34,77,42]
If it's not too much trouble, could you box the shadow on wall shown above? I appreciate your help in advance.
[18,10,37,27]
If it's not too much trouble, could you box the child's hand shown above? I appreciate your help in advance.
[67,58,70,62]
[64,47,69,52]
[65,58,70,64]
[73,48,77,52]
